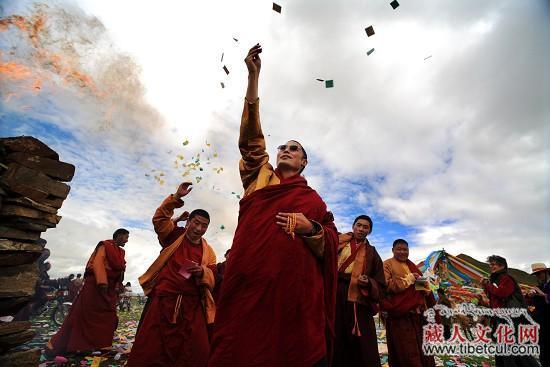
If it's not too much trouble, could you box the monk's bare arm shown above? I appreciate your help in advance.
[92,245,108,286]
[152,195,184,244]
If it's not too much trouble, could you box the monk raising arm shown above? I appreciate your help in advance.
[239,44,272,195]
[241,44,325,257]
[152,182,192,247]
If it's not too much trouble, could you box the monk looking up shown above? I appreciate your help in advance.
[208,44,339,367]
[333,215,386,367]
[381,239,436,367]
[128,182,216,367]
[46,228,129,356]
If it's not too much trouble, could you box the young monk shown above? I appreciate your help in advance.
[208,44,339,367]
[381,239,436,367]
[333,215,386,367]
[46,229,129,356]
[128,182,216,367]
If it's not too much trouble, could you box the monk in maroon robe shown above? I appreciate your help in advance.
[208,44,339,367]
[333,215,386,367]
[381,239,436,367]
[127,182,216,367]
[46,229,129,355]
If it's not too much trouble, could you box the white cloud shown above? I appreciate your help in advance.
[1,0,547,282]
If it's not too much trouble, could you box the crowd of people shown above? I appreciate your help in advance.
[42,45,548,367]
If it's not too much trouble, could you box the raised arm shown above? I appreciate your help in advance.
[239,44,270,192]
[152,182,192,246]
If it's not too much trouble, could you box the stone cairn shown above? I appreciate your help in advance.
[0,136,75,367]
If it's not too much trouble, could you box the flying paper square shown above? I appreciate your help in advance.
[325,80,334,88]
[367,48,375,56]
[390,0,399,9]
[223,65,229,75]
[273,3,282,13]
[365,26,375,37]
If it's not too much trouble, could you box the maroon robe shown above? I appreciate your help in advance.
[333,238,386,367]
[47,240,125,354]
[127,235,211,367]
[208,174,339,367]
[381,260,435,367]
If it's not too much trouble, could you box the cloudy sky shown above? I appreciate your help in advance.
[1,0,548,289]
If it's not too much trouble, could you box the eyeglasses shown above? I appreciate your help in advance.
[277,144,301,152]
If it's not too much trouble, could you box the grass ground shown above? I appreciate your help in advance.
[23,301,496,366]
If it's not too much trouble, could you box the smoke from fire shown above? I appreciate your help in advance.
[0,2,165,149]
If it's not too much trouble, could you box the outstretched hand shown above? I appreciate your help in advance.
[175,182,193,199]
[245,44,262,76]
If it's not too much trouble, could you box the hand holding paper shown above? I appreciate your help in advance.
[178,259,199,279]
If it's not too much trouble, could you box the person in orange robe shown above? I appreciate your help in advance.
[208,44,339,367]
[381,239,436,367]
[46,229,129,356]
[333,215,386,367]
[127,182,216,367]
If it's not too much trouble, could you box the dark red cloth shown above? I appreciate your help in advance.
[48,241,125,354]
[68,281,79,303]
[208,174,339,367]
[380,260,425,317]
[382,260,437,367]
[333,280,381,367]
[102,240,126,272]
[333,243,385,367]
[484,271,517,308]
[128,236,210,367]
[385,313,435,367]
[213,261,227,303]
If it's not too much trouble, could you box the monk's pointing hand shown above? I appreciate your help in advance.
[175,182,193,199]
[275,212,314,235]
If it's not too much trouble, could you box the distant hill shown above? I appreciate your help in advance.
[457,254,537,286]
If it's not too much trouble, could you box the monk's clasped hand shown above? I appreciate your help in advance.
[275,212,314,238]
[358,275,370,287]
[187,265,204,278]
